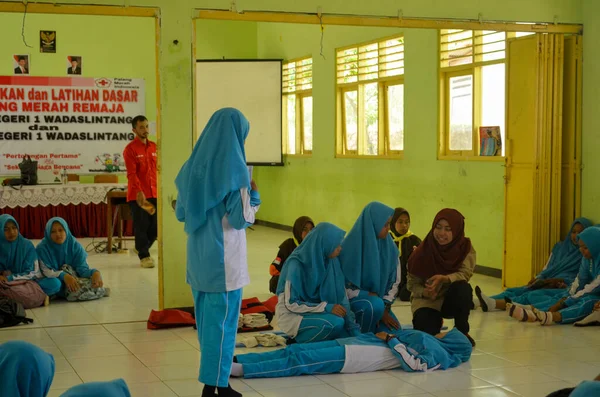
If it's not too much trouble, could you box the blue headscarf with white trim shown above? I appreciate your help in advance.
[175,108,250,234]
[339,202,399,297]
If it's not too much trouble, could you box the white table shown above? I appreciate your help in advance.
[0,183,127,209]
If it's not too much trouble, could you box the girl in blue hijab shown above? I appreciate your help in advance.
[508,226,600,325]
[0,341,55,397]
[275,222,360,343]
[175,108,260,397]
[339,202,401,333]
[0,215,61,299]
[230,327,472,379]
[36,218,107,302]
[475,218,592,312]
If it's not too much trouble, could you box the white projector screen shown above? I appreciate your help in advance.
[195,60,283,165]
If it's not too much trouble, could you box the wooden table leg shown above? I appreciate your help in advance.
[107,198,113,254]
[118,205,124,251]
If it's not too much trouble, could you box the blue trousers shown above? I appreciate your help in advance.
[35,278,62,296]
[237,340,345,378]
[295,314,346,344]
[350,295,385,333]
[193,288,242,388]
[558,295,600,324]
[520,290,569,311]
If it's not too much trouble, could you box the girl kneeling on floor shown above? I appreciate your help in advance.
[36,217,108,302]
[339,202,402,334]
[276,222,361,343]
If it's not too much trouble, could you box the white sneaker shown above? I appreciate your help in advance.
[140,257,155,268]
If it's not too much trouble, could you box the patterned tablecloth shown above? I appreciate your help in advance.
[0,183,127,209]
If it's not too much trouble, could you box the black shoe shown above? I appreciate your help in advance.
[475,286,488,312]
[217,385,242,396]
[466,333,476,347]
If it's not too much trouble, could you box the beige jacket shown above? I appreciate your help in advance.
[407,246,476,313]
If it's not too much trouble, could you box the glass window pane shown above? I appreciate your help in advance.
[344,91,358,151]
[449,75,473,151]
[387,84,404,151]
[302,96,313,152]
[481,64,506,156]
[287,95,296,154]
[364,83,378,155]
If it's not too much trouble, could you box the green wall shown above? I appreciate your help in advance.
[251,23,505,270]
[0,0,587,308]
[196,20,257,59]
[581,0,600,223]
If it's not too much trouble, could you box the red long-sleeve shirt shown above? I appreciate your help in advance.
[123,137,157,202]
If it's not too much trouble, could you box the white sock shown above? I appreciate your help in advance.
[508,304,537,322]
[475,286,498,312]
[536,310,555,326]
[230,362,243,377]
[472,296,480,309]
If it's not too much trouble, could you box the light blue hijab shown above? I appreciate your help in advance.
[60,379,131,397]
[276,223,346,304]
[570,381,600,397]
[175,108,250,234]
[537,217,592,283]
[339,202,399,297]
[0,341,55,397]
[577,226,600,271]
[0,215,37,276]
[36,217,87,272]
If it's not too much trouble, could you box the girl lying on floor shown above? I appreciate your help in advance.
[0,340,131,397]
[507,226,600,325]
[230,327,472,379]
[475,217,592,312]
[36,217,109,302]
[269,216,314,294]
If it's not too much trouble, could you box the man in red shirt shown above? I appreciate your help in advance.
[123,115,157,268]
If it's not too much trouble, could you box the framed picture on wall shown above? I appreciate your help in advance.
[40,31,56,53]
[479,126,502,156]
[67,56,82,75]
[13,55,30,75]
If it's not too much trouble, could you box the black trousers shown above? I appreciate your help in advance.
[412,280,473,336]
[129,198,157,260]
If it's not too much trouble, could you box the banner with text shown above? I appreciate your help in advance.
[0,76,145,176]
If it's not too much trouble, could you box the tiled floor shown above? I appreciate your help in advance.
[3,226,597,397]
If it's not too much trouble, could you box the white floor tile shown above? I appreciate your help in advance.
[242,375,324,391]
[124,339,196,354]
[503,381,577,397]
[49,371,82,390]
[257,384,348,397]
[135,349,200,367]
[391,370,493,392]
[148,365,200,381]
[126,381,179,397]
[469,366,560,387]
[330,377,426,396]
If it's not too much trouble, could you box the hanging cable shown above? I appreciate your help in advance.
[319,14,326,60]
[21,0,33,48]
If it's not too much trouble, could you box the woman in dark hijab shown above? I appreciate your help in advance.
[389,208,422,301]
[269,216,315,293]
[407,209,476,346]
